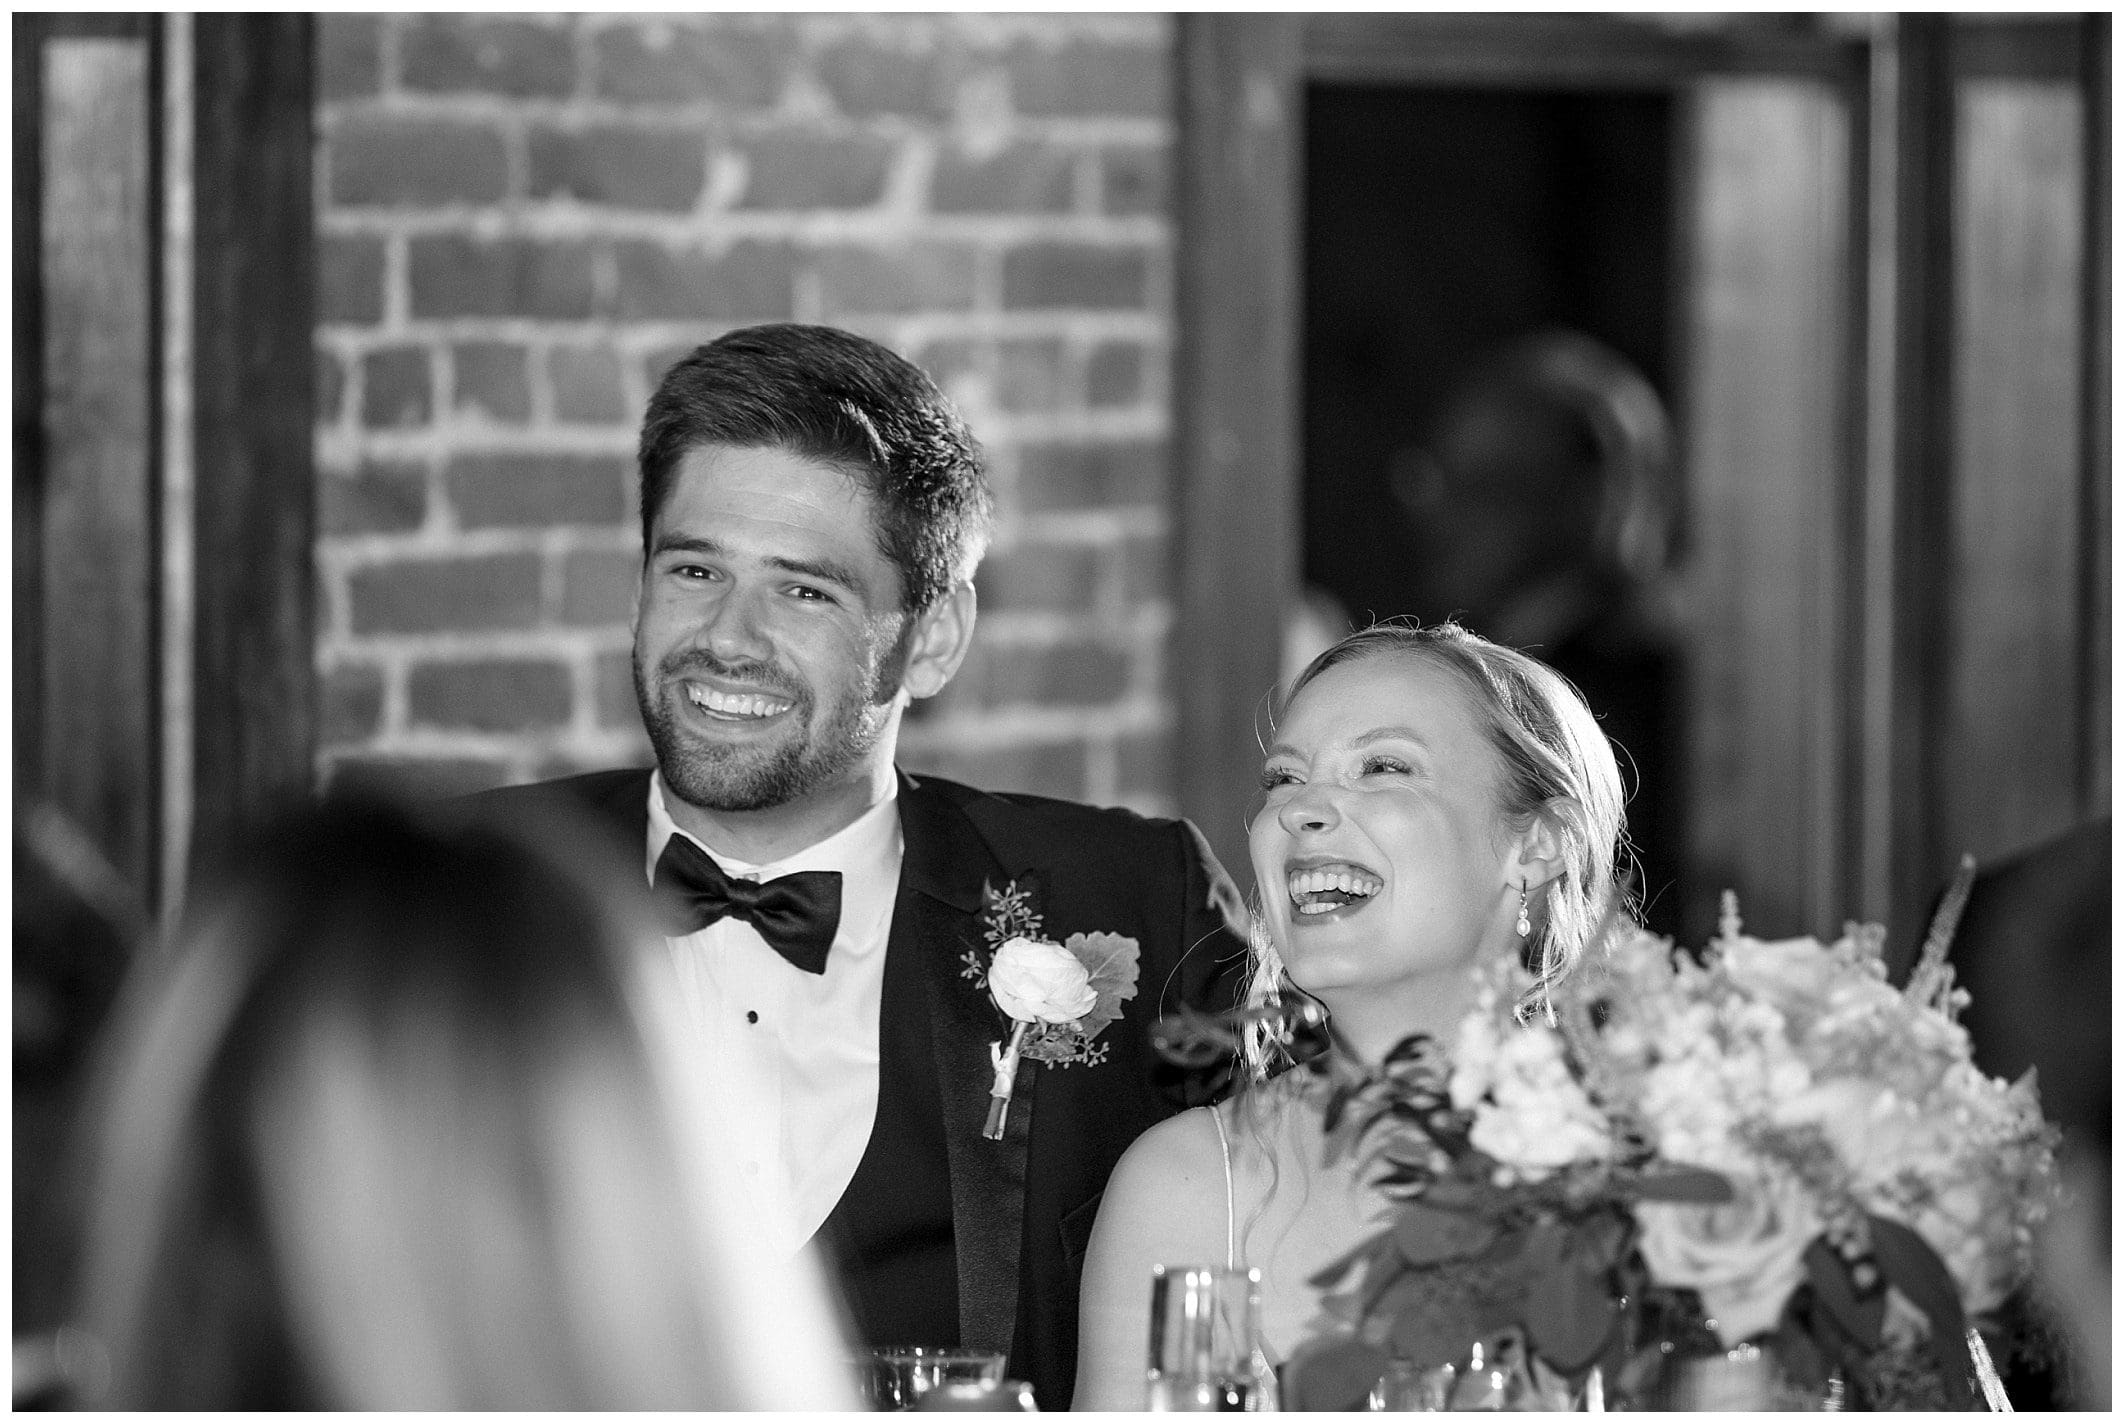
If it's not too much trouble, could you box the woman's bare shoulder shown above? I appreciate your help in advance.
[1113,1105,1229,1183]
[1098,1105,1233,1225]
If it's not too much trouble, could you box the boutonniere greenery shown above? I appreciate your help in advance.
[961,877,1139,1140]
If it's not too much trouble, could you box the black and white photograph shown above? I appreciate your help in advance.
[14,10,2110,1411]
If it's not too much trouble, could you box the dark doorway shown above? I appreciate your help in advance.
[1301,84,1687,933]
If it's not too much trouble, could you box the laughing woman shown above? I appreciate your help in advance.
[1071,622,1630,1409]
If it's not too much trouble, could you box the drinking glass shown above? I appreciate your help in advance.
[1366,1332,1586,1412]
[1145,1264,1267,1411]
[862,1347,1007,1410]
[911,1378,1038,1411]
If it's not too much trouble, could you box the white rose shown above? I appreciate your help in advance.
[988,936,1097,1024]
[1635,1167,1820,1347]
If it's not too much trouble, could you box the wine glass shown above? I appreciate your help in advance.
[1145,1265,1271,1411]
[862,1347,1007,1410]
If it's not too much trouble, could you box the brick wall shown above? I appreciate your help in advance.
[315,13,1180,815]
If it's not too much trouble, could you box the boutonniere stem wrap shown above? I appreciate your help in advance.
[966,880,1141,1142]
[984,937,1099,1139]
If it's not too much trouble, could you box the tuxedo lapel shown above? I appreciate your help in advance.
[892,773,1028,1357]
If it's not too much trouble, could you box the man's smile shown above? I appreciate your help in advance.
[684,681,795,721]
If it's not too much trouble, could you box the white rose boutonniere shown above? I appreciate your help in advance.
[963,879,1140,1141]
[990,936,1099,1023]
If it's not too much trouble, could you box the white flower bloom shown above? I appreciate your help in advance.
[987,936,1096,1024]
[1463,1024,1614,1179]
[1635,1165,1821,1347]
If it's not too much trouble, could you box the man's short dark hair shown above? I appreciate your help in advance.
[638,324,993,614]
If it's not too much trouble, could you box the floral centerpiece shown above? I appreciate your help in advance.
[1270,882,2060,1411]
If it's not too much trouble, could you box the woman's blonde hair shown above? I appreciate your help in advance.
[1239,620,1631,1079]
[75,793,845,1409]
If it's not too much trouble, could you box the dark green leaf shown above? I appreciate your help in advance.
[1627,1163,1735,1204]
[1565,1209,1631,1272]
[1305,1225,1395,1290]
[1282,1337,1390,1412]
[1868,1215,1975,1408]
[1392,1199,1493,1266]
[1523,1261,1619,1372]
[1803,1239,1885,1349]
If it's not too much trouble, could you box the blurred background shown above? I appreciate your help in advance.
[14,8,2110,1360]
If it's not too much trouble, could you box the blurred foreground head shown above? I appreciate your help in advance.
[75,793,850,1409]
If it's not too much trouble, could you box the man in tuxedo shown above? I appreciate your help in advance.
[469,324,1245,1408]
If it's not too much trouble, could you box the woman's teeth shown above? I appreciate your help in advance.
[687,685,792,719]
[1287,866,1383,915]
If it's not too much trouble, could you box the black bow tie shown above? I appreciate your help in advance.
[652,835,843,975]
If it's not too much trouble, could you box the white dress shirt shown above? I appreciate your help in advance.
[646,769,901,1255]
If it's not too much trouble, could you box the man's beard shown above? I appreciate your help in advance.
[633,647,895,814]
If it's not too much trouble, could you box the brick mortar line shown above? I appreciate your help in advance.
[318,425,638,460]
[319,627,635,664]
[317,96,1172,144]
[319,523,640,563]
[360,10,1171,44]
[317,611,1172,661]
[319,424,1170,467]
[542,10,1170,41]
[320,408,1169,456]
[314,609,1171,658]
[317,313,1172,346]
[315,208,1169,243]
[320,424,640,450]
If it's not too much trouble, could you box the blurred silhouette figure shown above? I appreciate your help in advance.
[1389,328,1686,931]
[71,793,856,1410]
[1931,818,2109,1409]
[14,803,139,1405]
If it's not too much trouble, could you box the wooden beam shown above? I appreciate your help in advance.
[2078,13,2110,814]
[1944,77,2087,866]
[37,32,159,901]
[1857,14,1957,973]
[1305,14,1865,90]
[189,14,316,879]
[1172,15,1301,894]
[1678,80,1857,941]
[15,19,49,805]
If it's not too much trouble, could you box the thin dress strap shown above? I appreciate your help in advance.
[1208,1105,1237,1271]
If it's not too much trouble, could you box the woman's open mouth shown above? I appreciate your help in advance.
[1286,862,1384,917]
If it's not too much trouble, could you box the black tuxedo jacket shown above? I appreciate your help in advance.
[464,767,1247,1409]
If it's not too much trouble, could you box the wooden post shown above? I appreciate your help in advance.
[188,14,316,885]
[1172,15,1301,891]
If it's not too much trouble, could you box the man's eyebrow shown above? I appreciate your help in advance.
[766,553,866,592]
[651,533,725,558]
